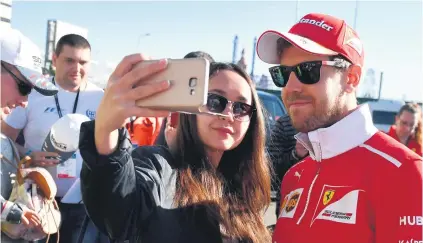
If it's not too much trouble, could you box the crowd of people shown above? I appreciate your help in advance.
[1,12,422,243]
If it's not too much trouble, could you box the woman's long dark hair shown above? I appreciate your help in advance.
[172,62,272,242]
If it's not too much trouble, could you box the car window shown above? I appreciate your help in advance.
[259,96,285,121]
[372,110,397,125]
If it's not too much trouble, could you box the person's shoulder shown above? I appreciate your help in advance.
[363,131,422,171]
[277,114,292,123]
[364,133,422,194]
[132,145,176,168]
[85,82,105,93]
[133,145,169,155]
[28,88,50,102]
[283,157,311,178]
[275,115,295,131]
[83,82,105,104]
[271,115,297,143]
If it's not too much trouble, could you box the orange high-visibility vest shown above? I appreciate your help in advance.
[126,117,163,146]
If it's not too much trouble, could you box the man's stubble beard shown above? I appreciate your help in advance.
[290,95,344,133]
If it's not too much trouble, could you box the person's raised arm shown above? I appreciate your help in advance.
[79,54,172,240]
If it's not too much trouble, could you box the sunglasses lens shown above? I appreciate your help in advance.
[233,102,253,120]
[270,61,322,87]
[206,93,254,121]
[3,63,33,96]
[269,66,289,87]
[207,94,227,113]
[18,82,32,96]
[296,62,321,85]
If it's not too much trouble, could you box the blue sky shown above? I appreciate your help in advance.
[9,1,422,101]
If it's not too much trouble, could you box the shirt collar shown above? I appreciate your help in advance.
[295,104,378,161]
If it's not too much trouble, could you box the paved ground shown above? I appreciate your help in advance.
[264,202,277,227]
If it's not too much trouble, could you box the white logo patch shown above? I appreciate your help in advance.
[314,190,360,224]
[279,188,303,219]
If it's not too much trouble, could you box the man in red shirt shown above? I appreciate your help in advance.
[387,103,422,156]
[256,13,422,243]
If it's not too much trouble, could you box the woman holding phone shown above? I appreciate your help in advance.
[78,54,272,243]
[154,50,215,147]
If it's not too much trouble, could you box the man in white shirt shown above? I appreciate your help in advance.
[1,34,106,243]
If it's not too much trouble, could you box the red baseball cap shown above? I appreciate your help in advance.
[256,13,364,67]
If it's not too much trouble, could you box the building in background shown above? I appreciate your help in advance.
[237,48,247,72]
[232,35,239,64]
[231,35,276,90]
[250,37,257,77]
[0,0,12,28]
[44,20,88,74]
[356,68,384,100]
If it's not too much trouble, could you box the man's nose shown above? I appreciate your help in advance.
[283,72,303,93]
[76,63,85,74]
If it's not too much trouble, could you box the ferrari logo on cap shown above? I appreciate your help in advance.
[323,190,335,205]
[344,27,363,56]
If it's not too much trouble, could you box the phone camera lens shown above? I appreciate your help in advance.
[189,78,197,87]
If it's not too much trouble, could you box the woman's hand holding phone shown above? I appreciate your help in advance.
[94,54,171,155]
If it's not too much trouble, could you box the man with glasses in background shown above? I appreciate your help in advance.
[1,26,58,242]
[256,13,422,243]
[387,103,422,156]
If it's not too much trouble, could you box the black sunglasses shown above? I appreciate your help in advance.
[206,93,254,121]
[268,60,350,87]
[1,63,33,96]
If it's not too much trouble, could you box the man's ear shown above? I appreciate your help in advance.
[52,53,57,68]
[345,65,362,93]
